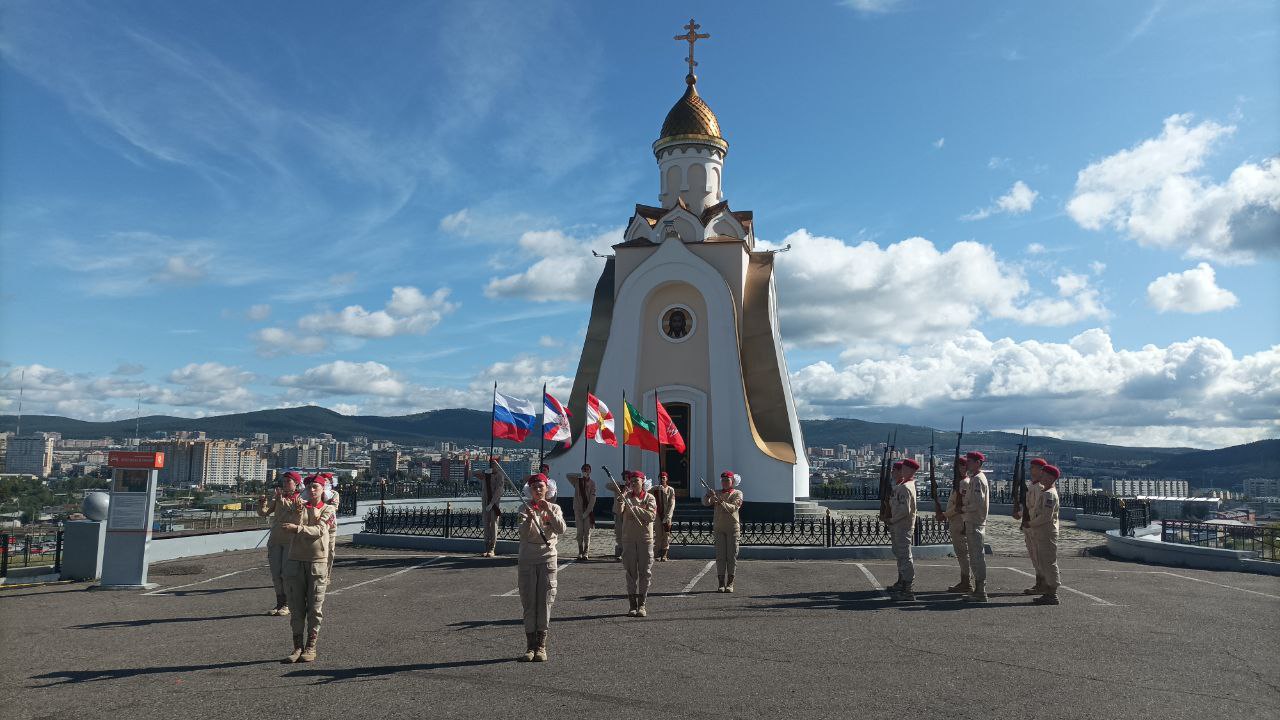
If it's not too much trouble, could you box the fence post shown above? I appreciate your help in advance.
[913,520,922,546]
[445,503,452,539]
[23,532,31,567]
[825,510,832,548]
[378,505,386,535]
[55,530,63,575]
[1,533,8,577]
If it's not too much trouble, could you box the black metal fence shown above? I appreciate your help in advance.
[1,529,64,578]
[669,516,952,547]
[1118,501,1152,537]
[361,506,522,541]
[811,485,1096,510]
[337,481,475,517]
[1161,520,1279,560]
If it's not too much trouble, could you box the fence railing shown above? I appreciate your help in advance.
[810,485,1097,510]
[1119,501,1151,537]
[1160,520,1278,560]
[362,507,953,548]
[1,529,64,578]
[338,482,475,516]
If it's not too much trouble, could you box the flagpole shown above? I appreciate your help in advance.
[656,389,665,480]
[583,385,591,470]
[539,382,547,471]
[621,389,627,485]
[489,382,497,461]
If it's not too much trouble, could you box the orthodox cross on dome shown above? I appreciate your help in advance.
[673,18,710,81]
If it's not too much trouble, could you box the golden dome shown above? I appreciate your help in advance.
[655,75,727,152]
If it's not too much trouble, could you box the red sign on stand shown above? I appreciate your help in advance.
[108,451,165,469]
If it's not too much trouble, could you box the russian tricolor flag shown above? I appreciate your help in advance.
[493,391,537,442]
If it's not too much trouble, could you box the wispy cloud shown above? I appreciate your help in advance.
[961,181,1039,221]
[48,231,268,297]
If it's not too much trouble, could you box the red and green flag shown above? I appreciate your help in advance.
[622,400,660,452]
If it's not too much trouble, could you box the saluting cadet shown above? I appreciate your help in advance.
[280,474,335,663]
[478,459,505,557]
[572,464,597,560]
[517,473,566,662]
[1028,464,1063,605]
[887,458,920,601]
[322,472,341,578]
[615,471,658,617]
[1017,458,1047,595]
[257,471,302,616]
[961,451,991,603]
[703,470,744,593]
[936,457,972,594]
[654,471,677,562]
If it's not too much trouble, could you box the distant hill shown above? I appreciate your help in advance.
[0,407,1244,464]
[1144,439,1280,482]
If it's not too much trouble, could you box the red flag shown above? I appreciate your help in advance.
[655,400,686,454]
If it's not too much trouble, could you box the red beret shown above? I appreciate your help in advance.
[892,460,903,468]
[955,456,968,465]
[659,471,669,478]
[901,458,920,470]
[281,471,302,482]
[632,471,647,481]
[1042,465,1061,479]
[304,474,324,485]
[528,473,548,485]
[720,470,735,478]
[1030,458,1047,467]
[966,451,986,462]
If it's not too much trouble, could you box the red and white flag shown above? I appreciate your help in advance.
[585,392,617,447]
[656,399,686,454]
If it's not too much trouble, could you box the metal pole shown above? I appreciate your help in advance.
[1,533,8,577]
[55,529,63,574]
[489,382,497,461]
[583,385,591,470]
[538,382,547,470]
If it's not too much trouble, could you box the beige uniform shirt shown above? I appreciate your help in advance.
[615,492,658,542]
[573,476,596,519]
[1027,485,1060,534]
[482,471,504,515]
[654,485,676,527]
[943,476,970,519]
[961,471,990,525]
[258,492,303,546]
[888,481,918,530]
[286,501,335,562]
[517,501,566,563]
[704,488,744,534]
[1022,482,1043,522]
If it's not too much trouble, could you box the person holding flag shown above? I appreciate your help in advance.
[614,470,658,617]
[572,464,597,560]
[475,459,505,558]
[653,471,676,561]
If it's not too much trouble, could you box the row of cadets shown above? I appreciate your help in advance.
[258,470,303,616]
[1024,461,1062,604]
[267,473,336,662]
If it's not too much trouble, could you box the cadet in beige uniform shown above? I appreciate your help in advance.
[611,472,628,560]
[280,475,335,663]
[257,471,302,616]
[704,470,744,593]
[478,459,505,557]
[961,451,991,602]
[653,471,677,562]
[517,473,566,662]
[572,464,597,560]
[936,457,972,593]
[1016,459,1047,594]
[322,473,341,578]
[887,458,920,601]
[1028,464,1063,605]
[615,471,658,617]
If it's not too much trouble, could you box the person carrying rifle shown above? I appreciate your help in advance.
[280,474,335,663]
[571,464,597,560]
[614,470,658,617]
[1016,458,1048,594]
[1028,464,1063,605]
[258,470,302,616]
[515,472,565,661]
[475,459,505,558]
[886,458,920,601]
[654,471,676,562]
[611,472,630,560]
[321,472,341,579]
[937,457,972,594]
[960,451,991,603]
[703,470,744,593]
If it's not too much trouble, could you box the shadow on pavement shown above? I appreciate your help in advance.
[70,613,263,629]
[29,659,279,686]
[284,657,510,683]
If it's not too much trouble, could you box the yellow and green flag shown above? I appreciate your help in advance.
[622,400,660,452]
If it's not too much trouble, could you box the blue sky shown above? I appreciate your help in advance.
[1,0,1277,448]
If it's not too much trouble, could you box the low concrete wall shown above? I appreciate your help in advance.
[1240,558,1280,577]
[1075,514,1121,532]
[351,533,520,556]
[147,515,365,564]
[816,499,1077,521]
[1105,529,1271,573]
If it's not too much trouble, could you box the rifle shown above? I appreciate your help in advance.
[601,466,640,520]
[491,462,551,547]
[928,431,942,517]
[1014,428,1030,526]
[878,431,896,522]
[953,417,965,512]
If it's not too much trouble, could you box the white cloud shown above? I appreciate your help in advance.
[271,272,359,303]
[168,362,254,390]
[790,329,1280,448]
[962,180,1039,221]
[485,227,621,302]
[933,137,945,149]
[840,0,905,14]
[1027,243,1046,254]
[277,361,407,397]
[439,208,471,234]
[48,232,264,297]
[253,328,329,357]
[297,286,457,339]
[988,157,1011,170]
[766,230,1107,347]
[538,335,562,348]
[1146,263,1239,314]
[1067,113,1280,263]
[1089,261,1107,275]
[246,304,271,321]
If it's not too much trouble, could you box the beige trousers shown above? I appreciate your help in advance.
[964,521,987,582]
[949,516,970,576]
[891,523,915,584]
[267,542,288,598]
[483,508,500,554]
[284,559,328,638]
[714,530,739,578]
[518,559,558,633]
[1033,529,1060,590]
[621,540,654,596]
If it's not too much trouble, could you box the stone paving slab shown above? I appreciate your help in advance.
[1,542,1276,720]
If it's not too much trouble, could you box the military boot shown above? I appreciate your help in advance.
[268,594,287,616]
[1033,591,1060,606]
[636,594,648,618]
[283,634,304,663]
[533,631,548,662]
[946,576,972,594]
[1023,574,1047,595]
[892,583,916,602]
[716,575,726,593]
[964,580,988,603]
[519,633,536,662]
[627,594,638,617]
[887,577,904,592]
[298,631,319,662]
[726,575,735,593]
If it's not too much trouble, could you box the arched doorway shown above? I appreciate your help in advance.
[660,402,691,498]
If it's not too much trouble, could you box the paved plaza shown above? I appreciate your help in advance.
[2,542,1277,720]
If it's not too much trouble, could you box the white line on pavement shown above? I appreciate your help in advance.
[1002,567,1114,606]
[494,560,576,597]
[677,560,717,596]
[855,563,889,597]
[329,556,443,596]
[143,567,264,596]
[1157,571,1280,600]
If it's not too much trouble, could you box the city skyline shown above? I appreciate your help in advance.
[2,1,1278,450]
